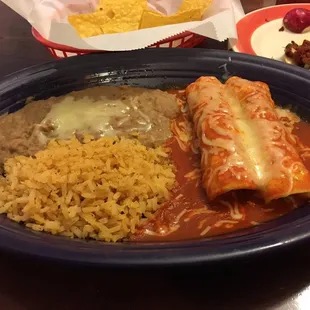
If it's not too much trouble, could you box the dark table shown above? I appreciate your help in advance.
[1,2,310,309]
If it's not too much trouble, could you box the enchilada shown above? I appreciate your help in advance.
[185,76,260,200]
[186,76,310,201]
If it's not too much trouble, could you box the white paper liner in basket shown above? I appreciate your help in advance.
[1,0,244,51]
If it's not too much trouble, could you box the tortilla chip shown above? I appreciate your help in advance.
[140,0,213,30]
[99,14,142,34]
[179,0,213,15]
[140,8,202,29]
[97,0,146,17]
[68,11,112,38]
[69,0,147,37]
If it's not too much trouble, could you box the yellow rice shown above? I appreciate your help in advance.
[0,136,176,242]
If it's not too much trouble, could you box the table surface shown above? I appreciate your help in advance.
[1,2,310,310]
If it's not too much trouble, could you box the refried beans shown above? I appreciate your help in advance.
[0,86,179,172]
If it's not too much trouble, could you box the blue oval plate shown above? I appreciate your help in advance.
[1,49,310,266]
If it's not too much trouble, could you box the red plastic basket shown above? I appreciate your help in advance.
[32,28,205,59]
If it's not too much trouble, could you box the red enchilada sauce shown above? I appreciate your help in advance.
[131,90,310,242]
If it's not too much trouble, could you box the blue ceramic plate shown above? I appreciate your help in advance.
[1,49,310,266]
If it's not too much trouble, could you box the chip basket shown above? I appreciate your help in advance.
[32,28,205,59]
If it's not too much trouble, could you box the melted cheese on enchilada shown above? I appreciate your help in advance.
[185,76,310,201]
